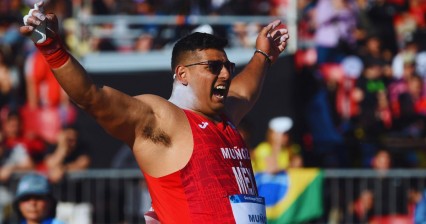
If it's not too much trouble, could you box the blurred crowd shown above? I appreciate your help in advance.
[291,0,426,169]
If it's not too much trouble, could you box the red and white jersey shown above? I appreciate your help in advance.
[143,109,258,223]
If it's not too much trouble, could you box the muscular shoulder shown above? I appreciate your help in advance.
[132,94,193,176]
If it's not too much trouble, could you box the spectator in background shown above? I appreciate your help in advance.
[412,187,426,224]
[314,0,357,64]
[1,111,45,172]
[252,116,301,173]
[269,0,289,17]
[133,33,154,53]
[0,0,27,63]
[367,0,404,56]
[0,48,14,110]
[0,135,33,183]
[44,125,90,184]
[354,58,391,166]
[228,22,260,48]
[371,149,391,172]
[23,48,77,145]
[0,46,23,112]
[345,149,410,223]
[389,39,421,105]
[1,112,37,183]
[304,77,347,167]
[345,188,374,223]
[353,0,375,46]
[13,173,65,224]
[0,134,33,223]
[129,0,168,50]
[296,0,316,44]
[63,18,91,58]
[358,35,394,80]
[92,0,118,15]
[393,0,426,50]
[394,74,426,137]
[368,150,410,217]
[88,34,117,52]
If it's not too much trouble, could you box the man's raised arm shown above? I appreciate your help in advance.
[20,2,144,145]
[226,20,289,123]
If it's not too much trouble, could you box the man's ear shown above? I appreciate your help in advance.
[175,65,188,86]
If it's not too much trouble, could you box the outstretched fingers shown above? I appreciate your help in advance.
[34,1,45,12]
[255,20,290,64]
[22,1,46,32]
[277,40,288,52]
[260,20,281,38]
[271,27,288,39]
[260,21,289,49]
[271,29,289,52]
[19,1,47,39]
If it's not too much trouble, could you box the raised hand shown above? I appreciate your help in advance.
[22,1,48,44]
[21,1,60,49]
[22,1,60,42]
[255,20,290,64]
[20,1,69,69]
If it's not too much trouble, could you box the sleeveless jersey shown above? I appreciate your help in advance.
[143,109,258,223]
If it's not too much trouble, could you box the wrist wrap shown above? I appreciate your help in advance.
[36,37,70,69]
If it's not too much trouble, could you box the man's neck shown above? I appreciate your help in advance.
[169,82,197,109]
[169,82,223,123]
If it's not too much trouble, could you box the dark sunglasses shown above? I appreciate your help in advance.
[185,60,235,76]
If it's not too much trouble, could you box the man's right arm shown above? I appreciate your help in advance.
[50,55,145,144]
[19,3,151,145]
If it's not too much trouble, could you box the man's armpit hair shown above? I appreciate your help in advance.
[142,126,172,147]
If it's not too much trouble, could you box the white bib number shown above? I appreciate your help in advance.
[229,194,266,224]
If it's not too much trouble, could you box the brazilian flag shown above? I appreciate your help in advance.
[255,169,324,223]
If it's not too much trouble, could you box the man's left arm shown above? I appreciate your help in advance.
[226,20,289,124]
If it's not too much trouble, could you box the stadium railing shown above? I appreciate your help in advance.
[2,168,424,223]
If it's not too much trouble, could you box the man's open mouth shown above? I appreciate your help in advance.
[213,85,227,99]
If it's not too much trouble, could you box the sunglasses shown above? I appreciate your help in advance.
[185,60,235,76]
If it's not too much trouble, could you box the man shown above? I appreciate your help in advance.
[20,2,289,223]
[13,173,64,224]
[44,125,90,183]
[252,116,301,173]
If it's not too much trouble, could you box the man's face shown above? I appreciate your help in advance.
[183,49,233,115]
[4,116,20,138]
[64,128,78,150]
[19,195,51,222]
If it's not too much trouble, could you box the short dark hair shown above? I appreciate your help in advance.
[171,32,228,71]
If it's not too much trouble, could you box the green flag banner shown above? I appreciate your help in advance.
[255,169,324,224]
